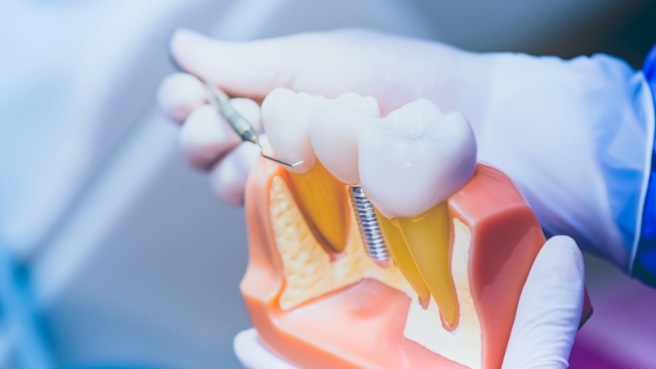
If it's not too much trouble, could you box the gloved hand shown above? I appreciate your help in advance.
[158,29,653,275]
[231,236,585,369]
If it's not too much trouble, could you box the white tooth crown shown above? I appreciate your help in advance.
[359,99,477,218]
[309,93,380,185]
[261,88,323,173]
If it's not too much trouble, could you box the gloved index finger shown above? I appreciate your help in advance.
[157,72,208,123]
[170,28,297,99]
[181,97,261,171]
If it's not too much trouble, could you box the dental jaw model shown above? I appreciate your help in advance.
[241,91,591,369]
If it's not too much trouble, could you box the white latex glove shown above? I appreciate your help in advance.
[232,236,585,369]
[158,28,654,273]
[158,73,264,205]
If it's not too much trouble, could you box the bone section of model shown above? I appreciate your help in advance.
[359,99,477,330]
[261,88,350,253]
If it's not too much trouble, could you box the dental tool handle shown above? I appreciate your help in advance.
[350,186,391,268]
[219,100,259,144]
[206,85,259,145]
[205,84,302,168]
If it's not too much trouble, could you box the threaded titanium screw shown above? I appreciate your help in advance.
[349,186,391,268]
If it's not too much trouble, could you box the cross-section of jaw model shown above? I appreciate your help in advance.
[241,89,591,369]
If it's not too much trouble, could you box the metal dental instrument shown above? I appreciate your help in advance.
[350,186,391,268]
[205,85,303,168]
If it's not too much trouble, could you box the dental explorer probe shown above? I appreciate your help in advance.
[205,84,303,168]
[208,83,390,266]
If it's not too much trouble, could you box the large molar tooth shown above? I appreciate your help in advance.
[261,88,349,253]
[359,99,477,330]
[360,100,476,218]
[309,94,430,300]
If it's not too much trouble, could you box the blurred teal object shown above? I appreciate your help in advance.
[0,241,53,369]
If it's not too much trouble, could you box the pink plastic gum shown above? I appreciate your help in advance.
[241,159,593,369]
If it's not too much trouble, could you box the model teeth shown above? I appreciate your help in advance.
[308,94,431,301]
[359,99,476,218]
[264,91,477,328]
[261,88,349,253]
[359,99,477,329]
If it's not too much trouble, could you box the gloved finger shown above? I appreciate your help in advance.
[170,28,486,115]
[180,98,261,171]
[157,72,207,123]
[502,236,585,369]
[209,140,261,206]
[234,328,298,369]
[171,28,305,98]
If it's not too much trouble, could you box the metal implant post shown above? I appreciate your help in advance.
[349,186,391,268]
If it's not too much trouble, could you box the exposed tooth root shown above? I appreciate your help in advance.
[394,202,459,330]
[376,210,431,306]
[287,162,350,253]
[349,186,391,268]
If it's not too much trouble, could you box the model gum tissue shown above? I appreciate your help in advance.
[241,89,589,369]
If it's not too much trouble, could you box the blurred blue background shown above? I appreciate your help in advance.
[0,0,655,368]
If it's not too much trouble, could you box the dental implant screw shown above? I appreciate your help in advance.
[350,186,391,268]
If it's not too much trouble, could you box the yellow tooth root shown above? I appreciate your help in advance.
[394,202,459,330]
[287,162,350,253]
[376,210,431,306]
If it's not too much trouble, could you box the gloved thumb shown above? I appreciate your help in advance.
[502,236,585,369]
[170,28,299,98]
[169,28,488,115]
